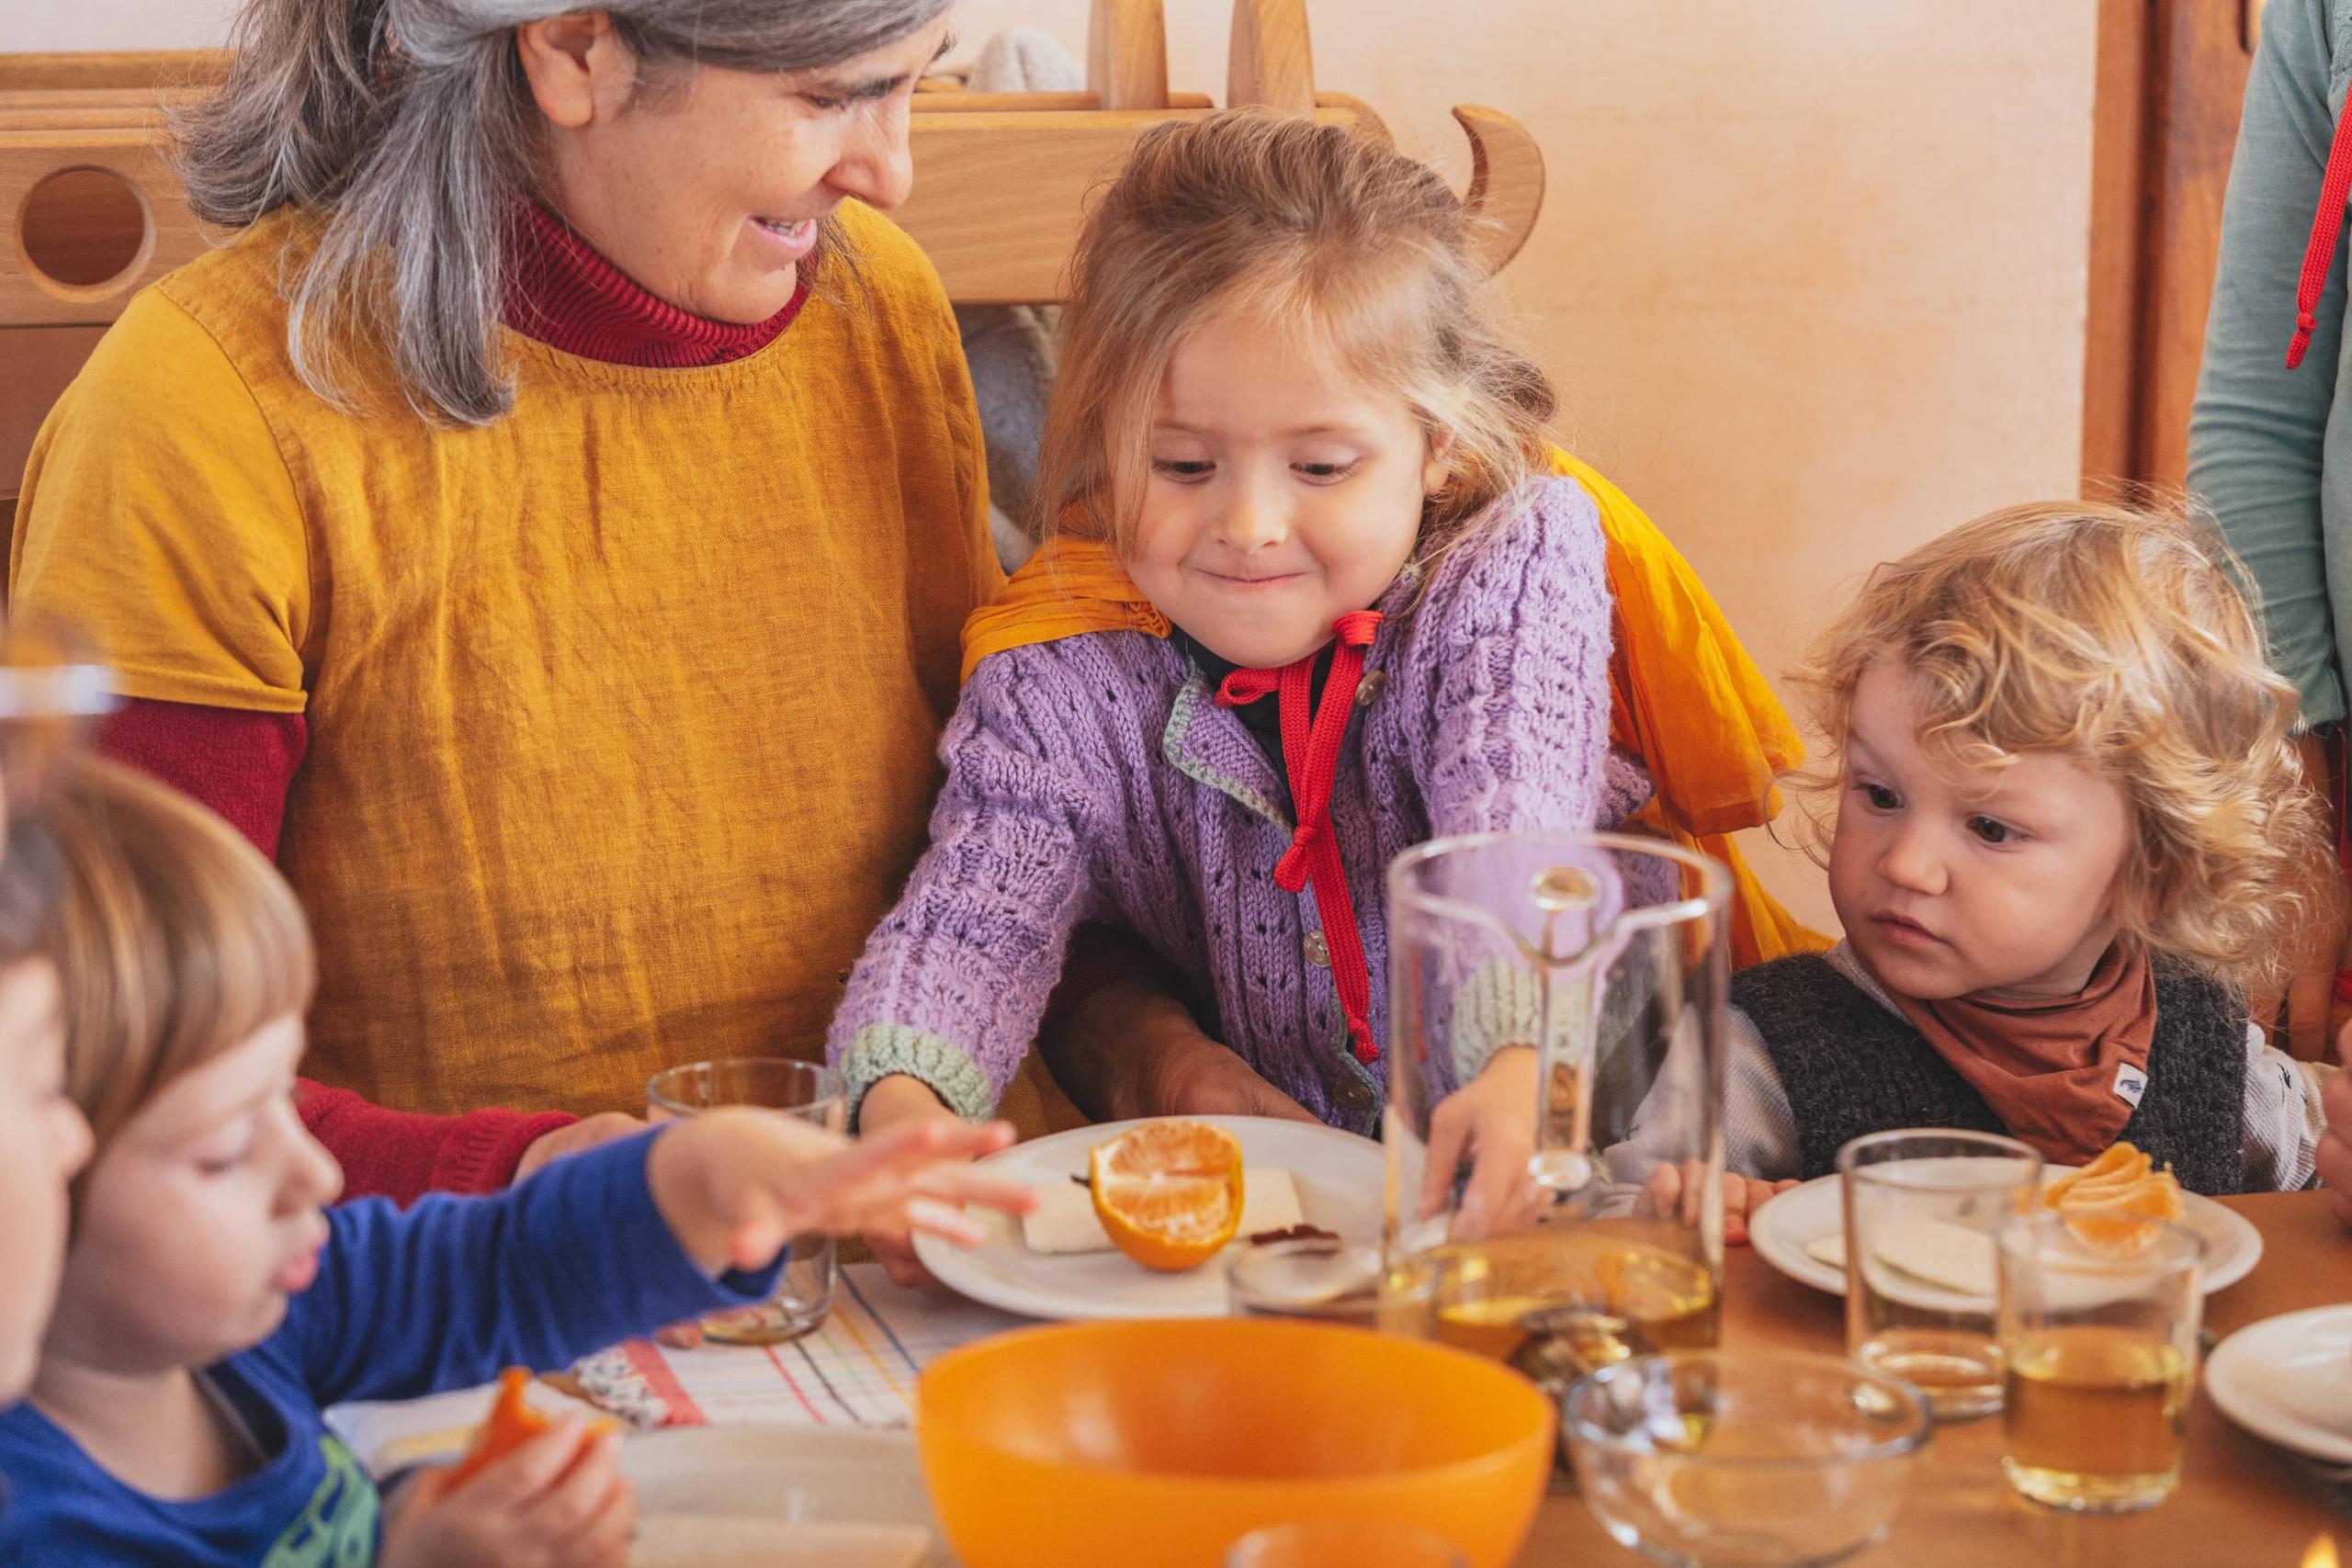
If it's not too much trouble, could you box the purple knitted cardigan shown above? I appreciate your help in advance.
[827,474,1626,1134]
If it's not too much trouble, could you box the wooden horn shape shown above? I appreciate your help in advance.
[1228,0,1316,115]
[1453,104,1544,276]
[1088,0,1170,111]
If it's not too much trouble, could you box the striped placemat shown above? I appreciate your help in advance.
[575,1264,1032,1429]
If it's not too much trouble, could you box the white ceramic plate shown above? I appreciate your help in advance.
[622,1424,951,1567]
[1747,1167,2263,1300]
[2208,1305,2352,1465]
[912,1114,1385,1321]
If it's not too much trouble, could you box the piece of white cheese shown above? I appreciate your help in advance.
[1022,1168,1306,1256]
[1804,1217,1998,1297]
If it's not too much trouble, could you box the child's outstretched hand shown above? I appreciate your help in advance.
[646,1109,1039,1275]
[1419,1047,1544,1241]
[1638,1160,1797,1245]
[379,1419,631,1568]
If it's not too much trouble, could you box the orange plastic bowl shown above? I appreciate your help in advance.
[914,1319,1555,1568]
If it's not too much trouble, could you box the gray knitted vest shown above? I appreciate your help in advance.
[1730,953,2247,1195]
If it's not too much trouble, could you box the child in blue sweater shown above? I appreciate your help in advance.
[0,758,1033,1566]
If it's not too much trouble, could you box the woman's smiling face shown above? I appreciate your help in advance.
[522,12,955,323]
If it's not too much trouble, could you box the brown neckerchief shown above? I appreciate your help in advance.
[1882,941,2156,1166]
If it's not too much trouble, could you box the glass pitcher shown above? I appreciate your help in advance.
[1381,830,1731,1413]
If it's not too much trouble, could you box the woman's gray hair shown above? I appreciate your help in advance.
[175,0,949,424]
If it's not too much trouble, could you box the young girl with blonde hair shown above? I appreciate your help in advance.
[831,109,1645,1256]
[0,757,1031,1565]
[1622,502,2335,1232]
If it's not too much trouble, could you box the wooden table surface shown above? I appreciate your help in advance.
[1515,1193,2352,1566]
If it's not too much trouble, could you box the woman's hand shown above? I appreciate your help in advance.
[1638,1160,1797,1245]
[514,1113,648,1184]
[1151,1041,1320,1123]
[1419,1048,1543,1240]
[379,1421,631,1568]
[853,1076,976,1287]
[645,1105,1038,1276]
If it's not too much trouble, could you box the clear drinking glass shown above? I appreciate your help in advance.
[1562,1350,1931,1568]
[1382,832,1731,1466]
[1996,1213,2202,1513]
[1226,1520,1469,1568]
[1228,1238,1385,1326]
[646,1057,846,1344]
[1838,1129,2042,1418]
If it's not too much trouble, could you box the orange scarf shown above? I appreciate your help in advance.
[957,452,1831,967]
[1886,942,2156,1167]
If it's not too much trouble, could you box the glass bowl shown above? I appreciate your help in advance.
[1562,1350,1931,1568]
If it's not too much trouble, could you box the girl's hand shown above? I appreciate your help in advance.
[1638,1160,1798,1245]
[646,1107,1039,1275]
[854,1076,972,1287]
[379,1420,631,1568]
[1419,1047,1544,1241]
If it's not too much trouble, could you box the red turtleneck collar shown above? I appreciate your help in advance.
[503,198,807,369]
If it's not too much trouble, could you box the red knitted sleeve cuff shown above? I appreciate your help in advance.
[431,1107,581,1196]
[297,1079,577,1206]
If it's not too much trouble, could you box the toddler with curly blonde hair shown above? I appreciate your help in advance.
[1621,501,2335,1231]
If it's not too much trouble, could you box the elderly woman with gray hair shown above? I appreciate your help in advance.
[10,0,1275,1270]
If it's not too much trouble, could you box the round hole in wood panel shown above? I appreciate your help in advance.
[17,166,153,293]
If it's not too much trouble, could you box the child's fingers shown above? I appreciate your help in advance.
[1419,1100,1473,1222]
[515,1428,625,1535]
[723,1184,795,1271]
[923,1119,1018,1161]
[387,1463,457,1521]
[1720,1173,1761,1244]
[557,1471,635,1566]
[1456,1133,1538,1243]
[868,1227,938,1288]
[911,1168,1041,1215]
[904,1195,987,1247]
[1638,1162,1685,1220]
[461,1418,596,1509]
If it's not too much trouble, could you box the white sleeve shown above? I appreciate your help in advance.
[2241,1021,2333,1192]
[1603,1005,1804,1185]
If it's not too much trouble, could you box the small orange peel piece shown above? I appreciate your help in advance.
[1090,1120,1245,1272]
[446,1368,619,1488]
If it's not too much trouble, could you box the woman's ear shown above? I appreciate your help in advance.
[514,12,631,130]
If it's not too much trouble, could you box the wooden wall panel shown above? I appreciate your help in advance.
[2082,0,2257,491]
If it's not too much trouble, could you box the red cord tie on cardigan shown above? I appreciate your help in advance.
[1216,610,1385,1066]
[2288,96,2352,369]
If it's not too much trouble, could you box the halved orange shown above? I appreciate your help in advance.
[1090,1120,1245,1272]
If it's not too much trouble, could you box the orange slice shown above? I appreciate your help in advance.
[1090,1120,1245,1272]
[2043,1141,2182,1251]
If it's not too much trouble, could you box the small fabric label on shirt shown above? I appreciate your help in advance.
[2112,1062,2148,1108]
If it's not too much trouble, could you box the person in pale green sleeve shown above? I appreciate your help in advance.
[2188,0,2352,1060]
